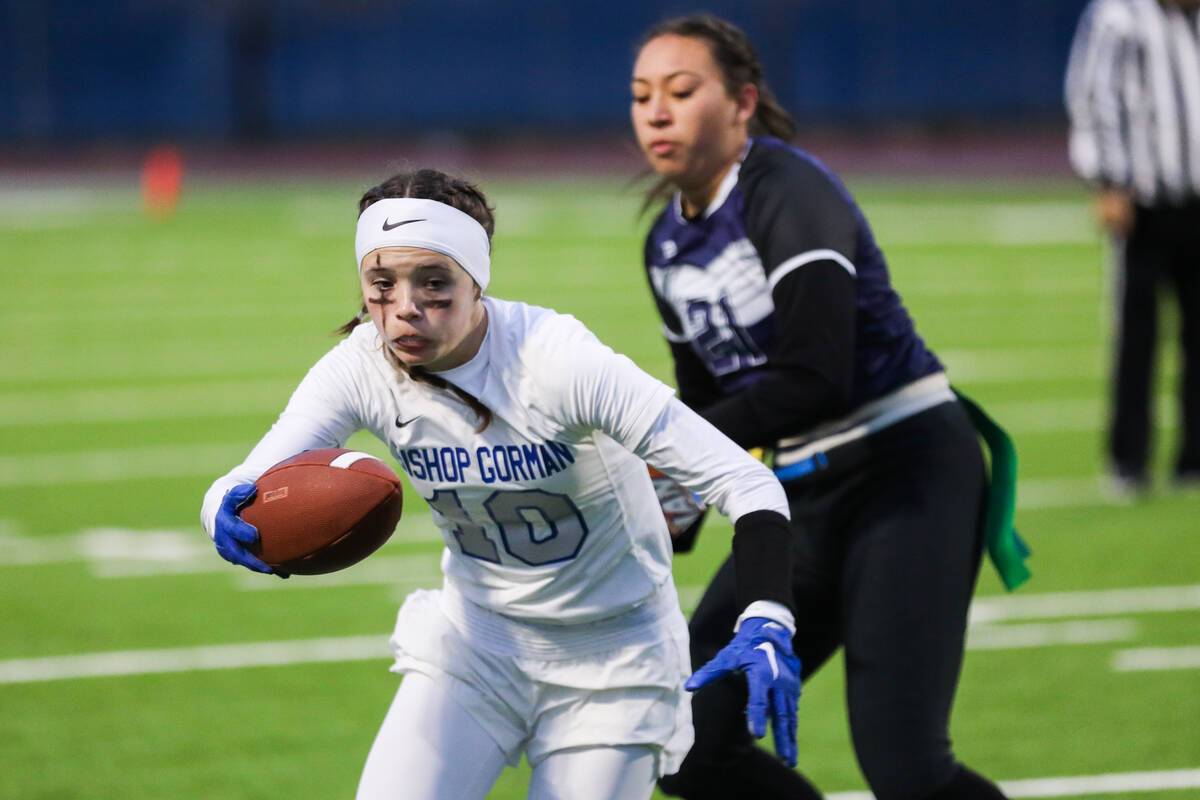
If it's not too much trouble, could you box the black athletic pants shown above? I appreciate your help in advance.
[659,401,1007,800]
[1110,199,1200,481]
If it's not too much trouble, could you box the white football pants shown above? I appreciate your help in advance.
[355,672,657,800]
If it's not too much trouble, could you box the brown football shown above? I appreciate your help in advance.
[239,448,403,575]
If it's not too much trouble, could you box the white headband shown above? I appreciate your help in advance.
[355,197,491,290]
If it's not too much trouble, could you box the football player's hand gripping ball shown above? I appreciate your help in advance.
[686,617,801,766]
[213,483,289,578]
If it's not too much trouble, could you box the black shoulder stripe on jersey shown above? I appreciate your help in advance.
[768,248,857,292]
[739,142,860,278]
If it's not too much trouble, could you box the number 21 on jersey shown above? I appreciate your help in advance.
[687,295,767,376]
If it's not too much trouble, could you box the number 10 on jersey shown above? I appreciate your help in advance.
[427,488,590,567]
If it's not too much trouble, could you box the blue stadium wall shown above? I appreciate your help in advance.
[0,0,1090,143]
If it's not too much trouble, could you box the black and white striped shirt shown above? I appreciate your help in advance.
[1066,0,1200,205]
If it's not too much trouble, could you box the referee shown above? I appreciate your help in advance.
[1066,0,1200,494]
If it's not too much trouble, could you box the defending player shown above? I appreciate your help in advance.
[630,15,1025,800]
[200,168,801,800]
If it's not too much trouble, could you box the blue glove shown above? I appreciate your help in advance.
[686,617,800,766]
[213,483,288,578]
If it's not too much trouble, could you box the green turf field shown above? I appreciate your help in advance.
[1,172,1197,799]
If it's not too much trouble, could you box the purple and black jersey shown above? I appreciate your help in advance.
[644,137,942,449]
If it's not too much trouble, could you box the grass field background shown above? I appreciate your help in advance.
[1,168,1197,799]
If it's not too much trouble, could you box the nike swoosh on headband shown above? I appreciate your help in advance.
[382,217,426,231]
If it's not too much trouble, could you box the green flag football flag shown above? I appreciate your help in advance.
[954,389,1032,591]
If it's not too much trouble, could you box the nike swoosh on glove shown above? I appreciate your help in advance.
[213,483,288,578]
[685,616,801,766]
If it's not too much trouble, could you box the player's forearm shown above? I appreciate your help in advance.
[200,408,356,537]
[635,399,789,523]
[699,260,855,447]
[732,510,795,615]
[200,424,323,539]
[699,367,846,449]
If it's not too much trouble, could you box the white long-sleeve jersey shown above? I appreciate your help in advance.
[202,296,788,624]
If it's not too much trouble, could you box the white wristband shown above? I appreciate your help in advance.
[734,600,796,635]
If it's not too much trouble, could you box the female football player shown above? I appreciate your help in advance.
[630,15,1020,800]
[200,167,803,800]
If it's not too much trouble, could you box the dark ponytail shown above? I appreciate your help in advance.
[339,167,495,432]
[637,14,798,211]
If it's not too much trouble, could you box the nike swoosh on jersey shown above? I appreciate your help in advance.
[395,413,421,428]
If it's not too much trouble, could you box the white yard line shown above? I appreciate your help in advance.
[0,585,1188,685]
[985,396,1176,435]
[0,635,390,684]
[966,619,1137,650]
[1112,646,1200,672]
[998,769,1200,797]
[860,201,1095,248]
[829,768,1200,799]
[898,276,1096,298]
[969,584,1200,624]
[0,443,258,487]
[0,623,1146,686]
[0,523,442,570]
[0,527,210,567]
[4,528,1199,631]
[936,347,1105,383]
[0,379,297,426]
[0,186,135,229]
[984,203,1096,246]
[1015,477,1110,510]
